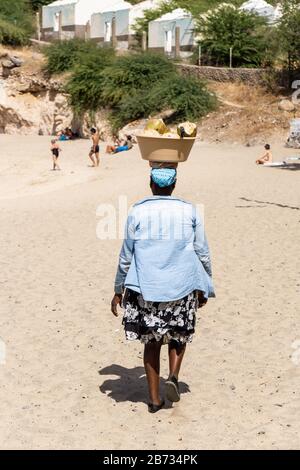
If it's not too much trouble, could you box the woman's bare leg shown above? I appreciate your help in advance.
[144,341,163,405]
[168,341,186,380]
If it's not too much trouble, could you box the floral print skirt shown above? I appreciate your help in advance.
[123,289,198,345]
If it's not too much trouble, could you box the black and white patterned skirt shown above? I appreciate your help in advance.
[122,289,198,345]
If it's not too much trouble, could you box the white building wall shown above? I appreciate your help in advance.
[90,1,128,39]
[103,9,130,38]
[128,0,160,35]
[42,3,76,29]
[149,17,194,51]
[75,0,105,25]
[90,0,159,46]
[90,12,103,39]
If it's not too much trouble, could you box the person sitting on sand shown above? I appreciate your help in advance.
[51,139,61,171]
[114,135,133,154]
[57,130,69,142]
[111,168,215,413]
[256,144,273,165]
[89,128,100,167]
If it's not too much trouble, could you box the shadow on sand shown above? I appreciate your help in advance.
[239,197,299,211]
[275,164,300,172]
[99,364,190,406]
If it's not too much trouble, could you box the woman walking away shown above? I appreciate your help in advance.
[51,139,61,171]
[111,168,215,413]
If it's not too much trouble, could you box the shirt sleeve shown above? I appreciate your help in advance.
[114,212,136,294]
[193,208,213,278]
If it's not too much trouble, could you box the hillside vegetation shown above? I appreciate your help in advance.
[49,44,217,131]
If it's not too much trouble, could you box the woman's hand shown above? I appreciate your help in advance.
[111,294,123,317]
[198,291,208,309]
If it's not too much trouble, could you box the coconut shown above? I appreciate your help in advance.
[177,122,197,138]
[143,129,161,137]
[146,119,168,135]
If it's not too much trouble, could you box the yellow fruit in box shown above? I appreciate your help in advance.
[143,129,161,137]
[177,122,197,138]
[145,119,168,135]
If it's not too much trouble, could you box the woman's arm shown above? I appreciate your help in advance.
[112,215,135,316]
[114,213,135,294]
[193,210,213,278]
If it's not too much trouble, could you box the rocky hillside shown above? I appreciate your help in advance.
[0,46,299,145]
[200,82,298,146]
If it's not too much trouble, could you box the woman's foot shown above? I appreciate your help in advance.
[165,376,180,403]
[148,400,165,414]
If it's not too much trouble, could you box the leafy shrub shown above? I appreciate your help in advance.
[0,18,29,46]
[44,39,114,75]
[65,50,216,130]
[101,52,176,106]
[148,74,217,122]
[108,59,216,131]
[65,46,115,114]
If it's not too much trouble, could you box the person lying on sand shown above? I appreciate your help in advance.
[51,139,61,171]
[114,135,133,154]
[106,136,121,154]
[111,168,215,413]
[256,144,273,165]
[89,128,100,167]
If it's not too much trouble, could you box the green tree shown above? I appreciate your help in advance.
[0,0,33,29]
[196,5,271,67]
[277,0,300,79]
[0,0,34,44]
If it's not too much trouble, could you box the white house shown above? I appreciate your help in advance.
[42,0,107,41]
[90,0,159,49]
[148,9,195,57]
[240,0,278,23]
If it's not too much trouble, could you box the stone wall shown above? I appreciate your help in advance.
[178,64,270,86]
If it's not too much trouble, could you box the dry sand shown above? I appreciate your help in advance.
[0,135,299,450]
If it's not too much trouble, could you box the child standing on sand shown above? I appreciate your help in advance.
[51,139,61,171]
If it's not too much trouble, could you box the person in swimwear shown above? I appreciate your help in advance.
[256,144,273,165]
[89,128,100,167]
[51,139,61,171]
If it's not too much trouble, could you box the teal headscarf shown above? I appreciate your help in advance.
[151,168,177,188]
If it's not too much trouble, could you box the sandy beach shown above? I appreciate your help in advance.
[0,134,299,450]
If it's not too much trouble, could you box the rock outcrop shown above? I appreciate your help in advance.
[0,66,113,140]
[278,99,296,113]
[0,72,71,135]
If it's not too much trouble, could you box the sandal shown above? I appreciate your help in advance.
[148,400,165,414]
[165,376,180,403]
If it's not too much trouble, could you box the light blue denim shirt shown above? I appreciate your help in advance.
[114,196,215,302]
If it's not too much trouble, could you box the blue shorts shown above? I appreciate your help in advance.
[114,145,129,153]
